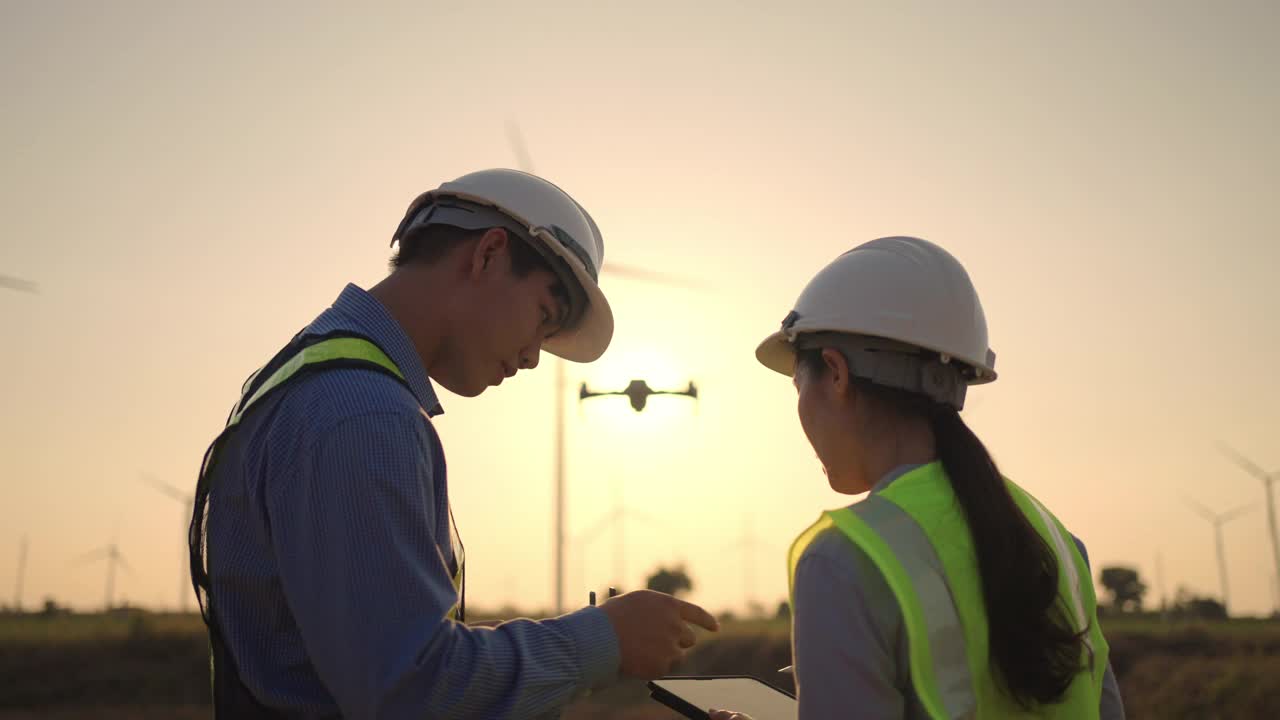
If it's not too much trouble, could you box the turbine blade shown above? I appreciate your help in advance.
[1221,504,1255,523]
[576,513,617,544]
[141,473,190,503]
[1184,497,1216,523]
[501,124,707,295]
[0,275,39,294]
[1217,442,1272,481]
[506,119,536,173]
[626,507,666,528]
[602,263,709,291]
[72,547,109,565]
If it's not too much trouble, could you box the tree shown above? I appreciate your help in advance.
[1171,586,1228,621]
[646,566,693,597]
[1099,566,1147,613]
[1185,597,1227,621]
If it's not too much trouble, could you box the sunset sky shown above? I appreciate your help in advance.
[2,1,1278,618]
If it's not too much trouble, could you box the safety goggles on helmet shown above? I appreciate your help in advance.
[393,196,588,332]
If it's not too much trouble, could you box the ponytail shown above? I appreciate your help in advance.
[797,348,1086,708]
[928,403,1086,708]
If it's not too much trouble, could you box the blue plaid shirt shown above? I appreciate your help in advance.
[205,283,620,718]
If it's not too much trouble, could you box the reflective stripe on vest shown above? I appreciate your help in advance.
[228,337,405,428]
[1023,492,1091,655]
[192,334,466,718]
[789,463,1108,719]
[218,335,465,615]
[789,497,975,720]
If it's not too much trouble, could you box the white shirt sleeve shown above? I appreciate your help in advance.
[791,528,915,719]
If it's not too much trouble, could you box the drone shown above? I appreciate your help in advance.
[579,379,699,412]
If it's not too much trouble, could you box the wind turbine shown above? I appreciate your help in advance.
[506,120,706,613]
[74,541,133,611]
[1218,443,1280,613]
[1155,551,1168,616]
[142,473,196,611]
[1185,497,1252,616]
[13,535,28,612]
[576,375,696,589]
[5,274,41,610]
[573,482,668,592]
[721,516,768,615]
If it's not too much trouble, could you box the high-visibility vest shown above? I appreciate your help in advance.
[789,462,1109,719]
[188,332,464,718]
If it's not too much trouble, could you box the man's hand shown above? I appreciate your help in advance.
[600,590,719,679]
[709,711,753,720]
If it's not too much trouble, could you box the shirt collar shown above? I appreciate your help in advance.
[324,283,444,417]
[870,462,928,495]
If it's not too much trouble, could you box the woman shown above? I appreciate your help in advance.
[711,237,1124,719]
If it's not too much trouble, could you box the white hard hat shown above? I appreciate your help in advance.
[394,169,613,363]
[756,236,997,384]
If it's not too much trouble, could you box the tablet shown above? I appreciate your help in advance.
[648,675,797,720]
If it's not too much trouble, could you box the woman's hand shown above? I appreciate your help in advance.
[708,710,754,720]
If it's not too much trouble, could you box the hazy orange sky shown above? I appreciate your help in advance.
[2,1,1278,618]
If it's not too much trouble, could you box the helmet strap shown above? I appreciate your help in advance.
[794,332,969,410]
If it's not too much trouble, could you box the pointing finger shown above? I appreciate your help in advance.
[675,599,719,632]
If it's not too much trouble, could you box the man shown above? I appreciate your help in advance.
[189,169,719,718]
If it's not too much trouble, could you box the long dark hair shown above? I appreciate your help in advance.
[798,349,1086,708]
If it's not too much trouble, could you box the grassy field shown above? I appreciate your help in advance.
[2,611,1278,718]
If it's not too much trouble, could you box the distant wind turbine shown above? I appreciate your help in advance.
[1185,497,1252,615]
[73,542,133,611]
[1218,443,1280,613]
[574,475,668,590]
[13,536,28,612]
[142,473,196,611]
[506,119,708,613]
[721,516,768,615]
